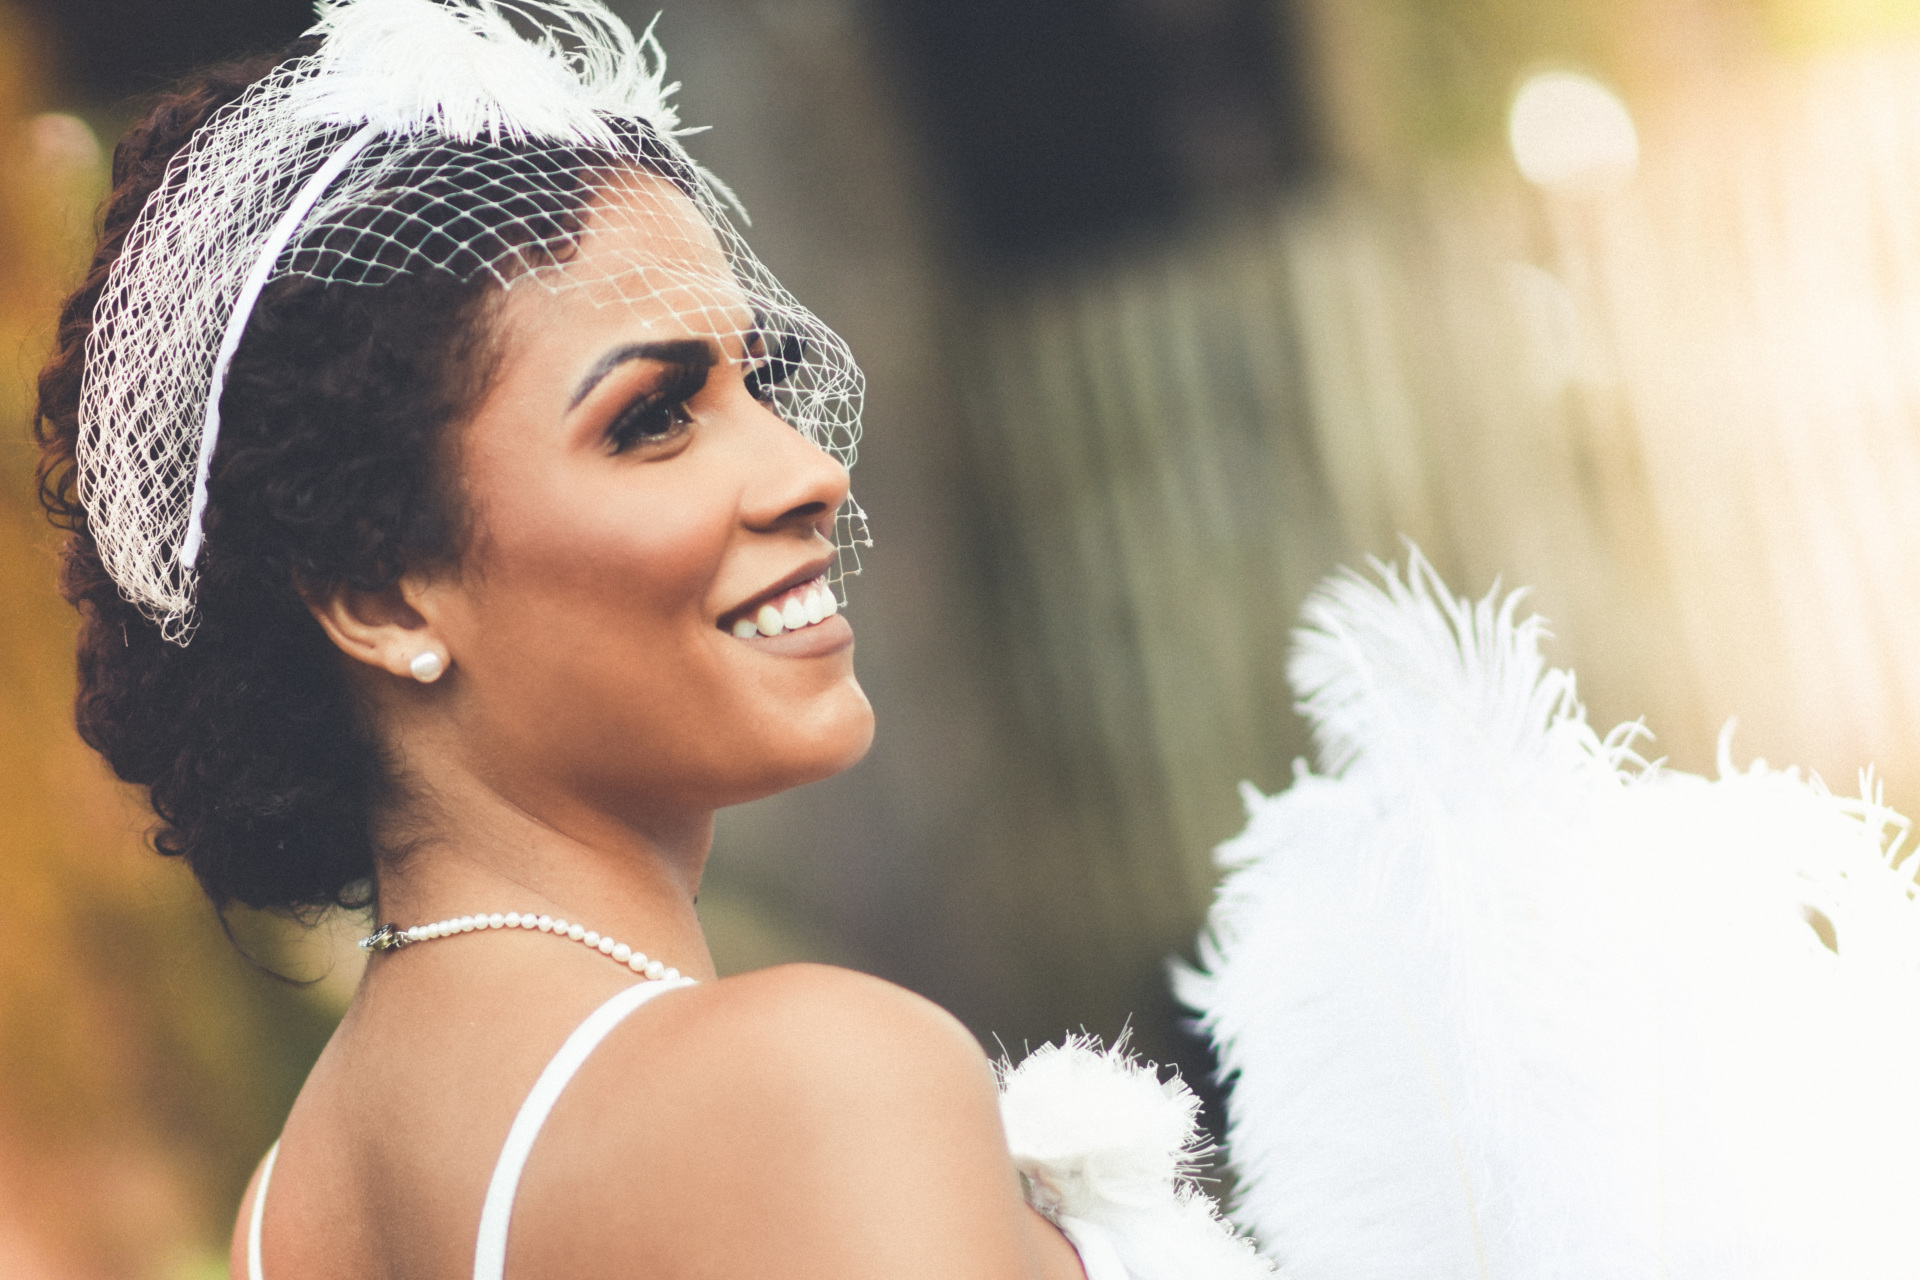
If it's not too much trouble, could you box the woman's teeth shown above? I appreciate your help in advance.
[729,579,839,638]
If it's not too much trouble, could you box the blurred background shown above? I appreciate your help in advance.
[6,0,1920,1271]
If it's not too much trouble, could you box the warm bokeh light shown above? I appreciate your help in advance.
[26,110,96,170]
[1507,71,1640,188]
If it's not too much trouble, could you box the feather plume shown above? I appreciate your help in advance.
[999,1036,1274,1279]
[1178,548,1920,1279]
[293,0,679,145]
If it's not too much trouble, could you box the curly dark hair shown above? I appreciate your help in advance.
[35,47,690,914]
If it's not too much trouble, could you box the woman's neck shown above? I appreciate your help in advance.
[369,752,720,982]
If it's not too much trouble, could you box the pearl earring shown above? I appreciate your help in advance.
[408,650,446,683]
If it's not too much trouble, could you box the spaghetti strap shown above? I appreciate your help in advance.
[248,1141,279,1280]
[473,977,695,1280]
[247,977,692,1280]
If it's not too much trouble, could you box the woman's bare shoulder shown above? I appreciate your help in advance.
[514,964,1058,1277]
[667,961,983,1056]
[618,962,1001,1140]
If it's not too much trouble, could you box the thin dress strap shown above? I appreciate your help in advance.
[473,977,695,1280]
[246,977,693,1280]
[247,1141,279,1280]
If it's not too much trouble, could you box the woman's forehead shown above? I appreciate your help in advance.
[501,169,757,343]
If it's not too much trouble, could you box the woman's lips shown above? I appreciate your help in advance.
[731,611,853,657]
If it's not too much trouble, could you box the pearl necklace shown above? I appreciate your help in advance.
[359,911,682,981]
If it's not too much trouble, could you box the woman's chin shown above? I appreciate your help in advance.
[810,684,876,776]
[753,684,875,796]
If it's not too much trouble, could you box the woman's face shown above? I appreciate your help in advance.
[424,174,874,833]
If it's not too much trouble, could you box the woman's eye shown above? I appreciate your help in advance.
[606,395,694,454]
[604,362,707,454]
[743,327,806,407]
[744,367,779,406]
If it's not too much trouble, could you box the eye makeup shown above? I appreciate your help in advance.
[604,360,709,454]
[743,322,807,406]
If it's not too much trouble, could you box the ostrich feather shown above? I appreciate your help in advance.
[293,0,680,145]
[999,1037,1274,1279]
[1178,549,1920,1279]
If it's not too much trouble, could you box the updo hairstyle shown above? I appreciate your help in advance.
[34,44,689,916]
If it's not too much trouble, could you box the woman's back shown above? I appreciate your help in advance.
[240,952,1085,1280]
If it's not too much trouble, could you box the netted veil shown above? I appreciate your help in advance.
[78,0,867,644]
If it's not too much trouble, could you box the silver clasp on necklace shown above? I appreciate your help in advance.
[358,923,413,952]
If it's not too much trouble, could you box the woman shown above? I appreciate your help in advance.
[36,2,1263,1276]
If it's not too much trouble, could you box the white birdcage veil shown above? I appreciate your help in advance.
[77,0,867,645]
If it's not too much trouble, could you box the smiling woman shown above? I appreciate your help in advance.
[31,2,1262,1278]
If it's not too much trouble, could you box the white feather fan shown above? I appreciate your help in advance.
[999,1036,1274,1279]
[1177,550,1920,1279]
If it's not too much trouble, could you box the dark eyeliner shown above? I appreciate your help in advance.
[605,362,708,454]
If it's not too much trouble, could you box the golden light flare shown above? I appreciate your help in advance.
[1507,71,1640,189]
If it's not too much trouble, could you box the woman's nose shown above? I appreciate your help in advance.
[739,400,851,536]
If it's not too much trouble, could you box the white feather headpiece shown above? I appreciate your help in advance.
[293,0,678,143]
[77,0,863,643]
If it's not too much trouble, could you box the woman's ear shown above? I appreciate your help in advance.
[307,574,452,683]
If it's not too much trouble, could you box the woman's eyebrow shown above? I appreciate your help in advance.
[569,338,718,409]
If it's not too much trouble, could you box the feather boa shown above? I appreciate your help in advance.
[1178,549,1920,1279]
[998,1036,1273,1279]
